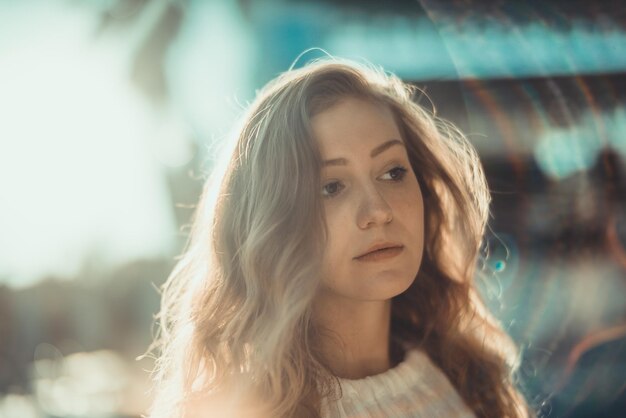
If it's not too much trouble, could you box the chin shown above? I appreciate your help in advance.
[359,272,416,301]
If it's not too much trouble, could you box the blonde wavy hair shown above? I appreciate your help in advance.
[147,58,535,418]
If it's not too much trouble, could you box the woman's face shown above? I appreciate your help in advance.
[312,97,424,303]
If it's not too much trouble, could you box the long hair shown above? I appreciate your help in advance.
[148,58,534,418]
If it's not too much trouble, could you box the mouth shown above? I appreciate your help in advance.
[354,244,404,262]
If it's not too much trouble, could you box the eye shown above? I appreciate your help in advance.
[322,180,344,198]
[380,166,408,181]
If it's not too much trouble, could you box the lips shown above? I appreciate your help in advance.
[354,242,404,259]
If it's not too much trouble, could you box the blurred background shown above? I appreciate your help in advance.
[1,0,625,417]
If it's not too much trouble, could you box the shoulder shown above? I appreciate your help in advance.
[181,388,273,418]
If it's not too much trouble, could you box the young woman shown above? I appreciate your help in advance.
[148,58,535,417]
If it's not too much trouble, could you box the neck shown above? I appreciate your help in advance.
[313,292,393,379]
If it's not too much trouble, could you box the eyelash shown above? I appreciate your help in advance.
[322,165,409,198]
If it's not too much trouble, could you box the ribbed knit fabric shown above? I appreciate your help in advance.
[320,349,477,418]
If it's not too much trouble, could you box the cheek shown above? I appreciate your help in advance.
[319,203,362,290]
[414,191,425,229]
[322,203,352,249]
[414,195,425,242]
[395,185,425,243]
[320,210,347,275]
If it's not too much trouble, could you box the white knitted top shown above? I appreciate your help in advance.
[320,349,477,418]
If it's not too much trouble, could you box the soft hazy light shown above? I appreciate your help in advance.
[165,0,255,143]
[0,394,39,418]
[0,1,178,286]
[33,349,128,417]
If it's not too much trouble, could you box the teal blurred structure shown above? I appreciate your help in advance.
[1,1,625,417]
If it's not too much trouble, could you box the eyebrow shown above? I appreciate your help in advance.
[322,139,405,167]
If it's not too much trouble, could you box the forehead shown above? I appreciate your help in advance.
[310,97,402,157]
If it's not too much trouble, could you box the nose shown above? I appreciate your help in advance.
[356,186,393,229]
